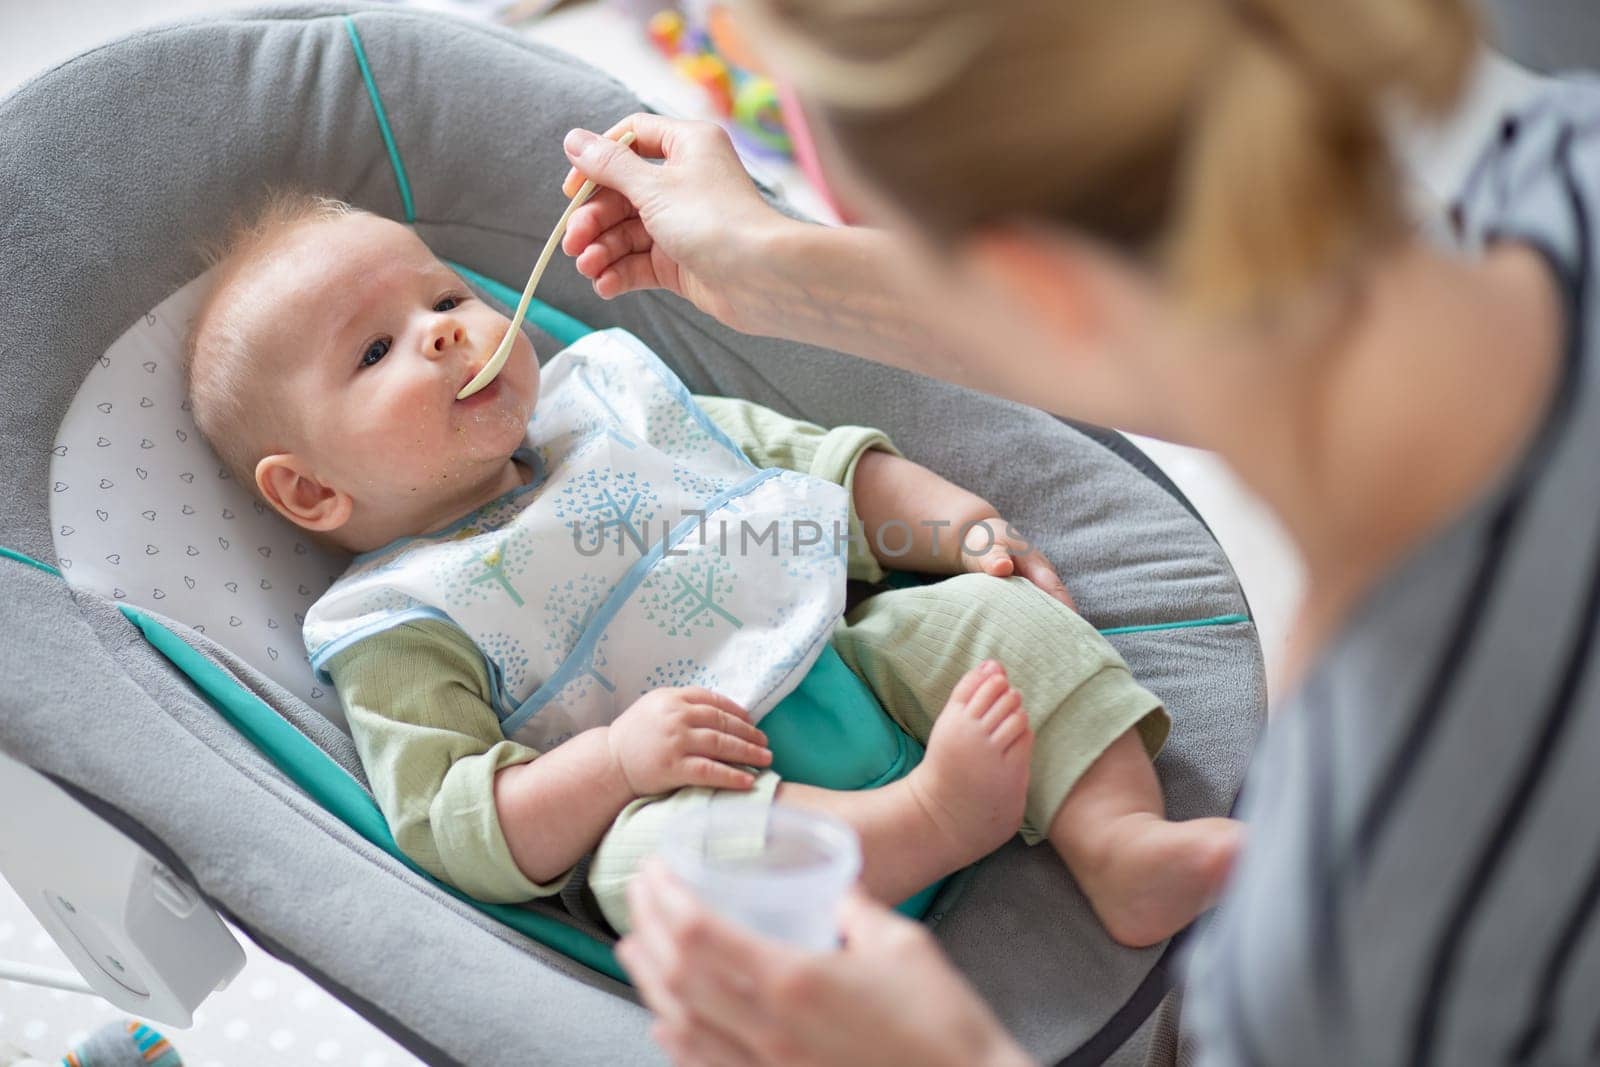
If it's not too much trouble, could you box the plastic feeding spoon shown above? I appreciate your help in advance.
[457,130,639,400]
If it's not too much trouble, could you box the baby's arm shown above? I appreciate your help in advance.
[694,395,1071,605]
[496,686,771,884]
[329,620,769,898]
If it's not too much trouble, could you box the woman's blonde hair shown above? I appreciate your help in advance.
[738,0,1478,314]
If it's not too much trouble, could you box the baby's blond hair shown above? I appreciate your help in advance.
[185,191,363,493]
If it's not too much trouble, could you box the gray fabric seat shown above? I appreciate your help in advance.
[0,5,1265,1063]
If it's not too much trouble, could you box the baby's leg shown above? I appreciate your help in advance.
[590,772,781,934]
[775,662,1033,905]
[835,573,1240,945]
[832,573,1160,841]
[1047,729,1240,947]
[589,664,1031,930]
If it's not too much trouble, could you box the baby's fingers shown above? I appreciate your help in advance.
[687,728,772,769]
[685,704,768,749]
[964,539,1014,579]
[679,688,752,721]
[681,757,758,791]
[1012,551,1074,609]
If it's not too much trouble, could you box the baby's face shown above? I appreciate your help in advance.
[256,214,539,518]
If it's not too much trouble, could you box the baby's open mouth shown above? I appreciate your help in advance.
[457,359,494,399]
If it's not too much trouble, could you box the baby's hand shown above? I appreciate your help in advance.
[961,516,1076,609]
[606,687,772,797]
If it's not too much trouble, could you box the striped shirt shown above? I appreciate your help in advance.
[1186,78,1600,1066]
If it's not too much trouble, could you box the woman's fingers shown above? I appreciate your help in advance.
[652,1018,760,1067]
[836,884,924,954]
[562,127,652,201]
[594,253,664,299]
[647,862,796,990]
[575,218,654,279]
[563,189,638,255]
[561,113,690,195]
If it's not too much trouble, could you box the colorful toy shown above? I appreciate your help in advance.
[641,3,795,158]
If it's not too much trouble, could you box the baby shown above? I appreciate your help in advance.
[186,192,1239,947]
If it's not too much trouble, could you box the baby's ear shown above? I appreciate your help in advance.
[255,454,352,532]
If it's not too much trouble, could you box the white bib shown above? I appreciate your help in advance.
[304,329,849,750]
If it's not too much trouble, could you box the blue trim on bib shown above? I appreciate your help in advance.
[348,456,548,570]
[502,467,784,736]
[308,604,458,684]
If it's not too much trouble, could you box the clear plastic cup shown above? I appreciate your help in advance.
[658,804,862,951]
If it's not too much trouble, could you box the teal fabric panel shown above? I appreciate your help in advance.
[344,16,415,223]
[117,604,628,983]
[763,645,942,919]
[764,644,924,789]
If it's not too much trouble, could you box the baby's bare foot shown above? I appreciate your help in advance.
[905,662,1033,870]
[1076,814,1242,948]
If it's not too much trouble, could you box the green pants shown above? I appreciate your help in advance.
[589,574,1168,933]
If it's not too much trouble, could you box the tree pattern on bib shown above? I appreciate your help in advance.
[638,554,742,638]
[542,573,616,694]
[671,463,738,507]
[437,529,536,610]
[479,630,534,697]
[644,394,713,461]
[552,467,663,555]
[775,500,848,582]
[640,658,721,694]
[574,357,641,451]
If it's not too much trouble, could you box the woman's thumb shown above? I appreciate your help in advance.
[563,128,646,197]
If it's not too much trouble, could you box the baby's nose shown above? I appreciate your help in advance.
[433,324,464,351]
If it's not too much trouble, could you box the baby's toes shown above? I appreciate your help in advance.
[946,664,992,709]
[991,707,1032,755]
[983,688,1023,732]
[965,675,1012,720]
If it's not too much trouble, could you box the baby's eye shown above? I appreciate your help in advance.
[359,337,391,368]
[434,296,461,312]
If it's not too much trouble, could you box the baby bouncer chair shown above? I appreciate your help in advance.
[0,5,1266,1063]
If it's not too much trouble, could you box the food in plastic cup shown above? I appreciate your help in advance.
[658,804,862,951]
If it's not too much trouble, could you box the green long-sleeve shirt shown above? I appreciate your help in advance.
[325,396,898,902]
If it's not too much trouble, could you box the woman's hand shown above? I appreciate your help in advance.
[605,688,771,797]
[560,115,791,331]
[619,861,1036,1067]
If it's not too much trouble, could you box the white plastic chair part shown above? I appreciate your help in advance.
[0,749,245,1026]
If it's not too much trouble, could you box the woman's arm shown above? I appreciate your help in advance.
[560,117,964,374]
[561,114,1190,442]
[619,861,1036,1067]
